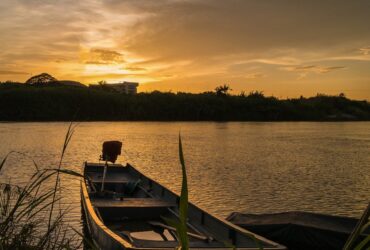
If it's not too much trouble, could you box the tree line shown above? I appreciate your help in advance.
[0,82,369,121]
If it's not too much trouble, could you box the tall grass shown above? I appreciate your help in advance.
[343,202,370,250]
[171,134,264,250]
[177,134,189,249]
[0,159,82,249]
[47,122,77,231]
[0,124,84,249]
[162,134,189,250]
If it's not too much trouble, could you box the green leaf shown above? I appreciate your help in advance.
[178,134,189,250]
[71,227,99,250]
[48,168,84,178]
[360,221,370,234]
[0,152,12,172]
[222,240,237,250]
[160,135,190,249]
[354,234,370,250]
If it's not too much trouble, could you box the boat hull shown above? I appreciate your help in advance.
[81,162,287,250]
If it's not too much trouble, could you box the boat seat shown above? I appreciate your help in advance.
[148,221,212,242]
[92,198,176,208]
[88,173,137,184]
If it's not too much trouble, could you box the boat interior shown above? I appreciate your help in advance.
[83,163,283,249]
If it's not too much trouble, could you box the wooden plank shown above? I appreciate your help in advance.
[88,173,136,183]
[92,198,175,208]
[86,162,124,167]
[81,180,132,249]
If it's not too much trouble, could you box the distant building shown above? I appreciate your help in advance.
[109,82,139,94]
[90,81,139,94]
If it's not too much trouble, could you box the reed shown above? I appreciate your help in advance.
[0,124,87,250]
[343,202,370,250]
[162,134,189,249]
[177,134,189,249]
[0,127,268,250]
[47,122,77,231]
[170,135,264,250]
[0,159,82,249]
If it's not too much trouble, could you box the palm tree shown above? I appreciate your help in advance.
[215,84,232,96]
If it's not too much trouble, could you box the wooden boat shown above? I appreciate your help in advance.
[227,210,370,250]
[81,162,286,249]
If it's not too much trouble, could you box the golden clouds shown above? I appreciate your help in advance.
[359,47,370,55]
[282,65,346,79]
[81,48,125,65]
[0,0,370,99]
[0,70,29,75]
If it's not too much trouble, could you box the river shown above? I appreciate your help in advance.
[0,122,369,239]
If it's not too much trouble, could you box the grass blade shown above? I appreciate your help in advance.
[177,134,189,249]
[0,152,12,172]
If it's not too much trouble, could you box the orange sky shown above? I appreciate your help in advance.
[0,0,369,99]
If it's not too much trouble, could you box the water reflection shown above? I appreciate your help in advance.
[0,122,369,242]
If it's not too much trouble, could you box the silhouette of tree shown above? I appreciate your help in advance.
[25,73,57,85]
[215,84,232,96]
[248,91,264,98]
[0,84,368,121]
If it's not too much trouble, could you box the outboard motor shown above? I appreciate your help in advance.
[100,140,122,163]
[100,141,122,192]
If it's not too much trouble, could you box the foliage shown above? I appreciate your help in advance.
[0,83,369,121]
[0,124,93,250]
[25,73,57,85]
[177,134,189,249]
[343,202,370,250]
[162,135,189,249]
[0,159,83,249]
[47,122,76,231]
[215,84,232,96]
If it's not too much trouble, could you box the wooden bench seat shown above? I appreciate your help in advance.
[87,173,136,184]
[92,198,175,208]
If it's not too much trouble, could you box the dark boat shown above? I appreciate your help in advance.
[81,162,287,249]
[227,211,370,250]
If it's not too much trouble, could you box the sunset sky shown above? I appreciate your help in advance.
[0,0,369,99]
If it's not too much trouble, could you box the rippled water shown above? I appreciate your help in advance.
[0,122,369,236]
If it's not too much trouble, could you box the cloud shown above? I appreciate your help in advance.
[83,48,125,65]
[124,66,147,72]
[1,0,370,99]
[283,65,345,73]
[0,70,29,75]
[244,73,265,79]
[118,0,370,60]
[360,46,370,55]
[293,65,317,71]
[282,65,346,79]
[318,66,346,73]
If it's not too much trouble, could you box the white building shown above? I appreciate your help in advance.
[109,82,139,94]
[90,81,139,94]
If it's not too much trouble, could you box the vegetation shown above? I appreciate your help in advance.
[163,135,189,249]
[215,84,232,96]
[0,125,90,250]
[0,81,369,121]
[168,135,263,250]
[343,202,370,250]
[25,73,57,85]
[1,123,367,249]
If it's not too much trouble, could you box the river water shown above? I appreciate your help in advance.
[0,122,369,237]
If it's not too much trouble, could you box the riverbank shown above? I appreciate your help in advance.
[0,84,369,121]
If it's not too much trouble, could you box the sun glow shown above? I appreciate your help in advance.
[83,64,125,75]
[1,1,370,98]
